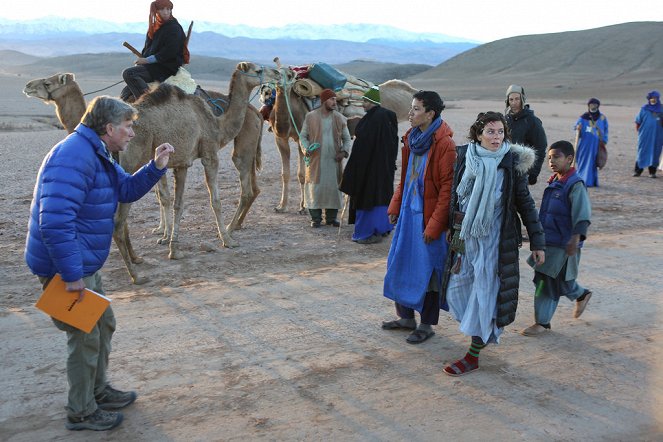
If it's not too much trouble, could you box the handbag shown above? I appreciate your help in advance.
[596,141,608,169]
[592,122,608,170]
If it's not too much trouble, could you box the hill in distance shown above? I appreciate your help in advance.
[0,19,477,65]
[413,22,663,101]
[4,22,660,103]
[0,50,431,86]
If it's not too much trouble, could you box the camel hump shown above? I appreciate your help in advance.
[380,79,417,93]
[137,83,189,107]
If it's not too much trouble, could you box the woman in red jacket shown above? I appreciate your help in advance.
[381,90,456,344]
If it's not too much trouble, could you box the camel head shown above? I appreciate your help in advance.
[24,73,77,103]
[234,62,281,90]
[259,85,275,105]
[284,68,296,83]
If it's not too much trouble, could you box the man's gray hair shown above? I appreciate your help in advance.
[81,96,137,135]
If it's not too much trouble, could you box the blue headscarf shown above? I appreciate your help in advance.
[643,91,662,113]
[408,117,442,155]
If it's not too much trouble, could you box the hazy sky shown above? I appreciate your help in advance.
[2,0,661,43]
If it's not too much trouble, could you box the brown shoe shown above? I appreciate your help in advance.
[573,291,592,318]
[521,324,549,336]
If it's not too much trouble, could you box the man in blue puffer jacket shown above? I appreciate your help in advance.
[25,95,173,431]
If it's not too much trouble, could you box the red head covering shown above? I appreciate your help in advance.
[146,0,190,65]
[320,89,336,103]
[148,0,175,39]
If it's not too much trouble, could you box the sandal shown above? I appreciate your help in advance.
[381,319,416,331]
[443,356,478,376]
[405,329,435,344]
[573,290,592,318]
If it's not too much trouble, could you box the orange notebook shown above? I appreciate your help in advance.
[35,274,111,333]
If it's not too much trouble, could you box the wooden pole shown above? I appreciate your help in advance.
[122,41,142,58]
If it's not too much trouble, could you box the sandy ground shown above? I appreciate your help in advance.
[0,72,662,441]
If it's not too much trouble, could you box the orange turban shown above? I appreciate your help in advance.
[147,0,175,39]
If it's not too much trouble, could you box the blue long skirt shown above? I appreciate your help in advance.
[383,152,447,313]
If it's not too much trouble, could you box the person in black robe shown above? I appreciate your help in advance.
[120,0,188,102]
[340,86,399,244]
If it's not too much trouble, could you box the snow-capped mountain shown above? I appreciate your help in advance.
[0,16,478,44]
[0,17,479,65]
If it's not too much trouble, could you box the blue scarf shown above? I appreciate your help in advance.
[408,117,442,155]
[643,100,662,113]
[643,91,662,113]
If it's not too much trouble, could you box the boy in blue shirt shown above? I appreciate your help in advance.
[522,140,592,336]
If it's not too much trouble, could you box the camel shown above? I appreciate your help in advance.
[24,64,281,284]
[263,68,417,213]
[265,69,309,213]
[23,72,263,233]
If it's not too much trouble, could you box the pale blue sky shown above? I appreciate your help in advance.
[2,0,661,43]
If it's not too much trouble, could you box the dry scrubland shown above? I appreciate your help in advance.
[0,53,662,441]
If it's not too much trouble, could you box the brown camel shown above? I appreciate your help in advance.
[23,73,86,134]
[265,68,309,213]
[24,63,281,284]
[23,72,263,233]
[263,67,417,213]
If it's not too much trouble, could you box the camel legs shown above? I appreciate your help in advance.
[227,130,261,232]
[168,167,189,260]
[295,145,306,214]
[154,175,174,245]
[112,202,149,285]
[274,136,307,214]
[199,155,239,249]
[152,175,171,241]
[122,222,143,264]
[274,136,293,213]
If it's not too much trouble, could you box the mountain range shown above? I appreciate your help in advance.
[0,17,476,43]
[2,21,661,101]
[0,17,477,65]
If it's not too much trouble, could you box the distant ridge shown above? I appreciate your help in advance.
[412,22,663,100]
[0,49,40,66]
[5,22,660,102]
[0,51,430,85]
[0,17,477,44]
[0,17,477,65]
[0,31,474,65]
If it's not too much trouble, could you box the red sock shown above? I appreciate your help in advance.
[464,352,478,366]
[443,353,479,376]
[444,337,485,376]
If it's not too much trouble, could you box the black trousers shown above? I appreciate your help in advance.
[121,65,155,101]
[395,290,440,325]
[634,161,657,176]
[308,208,338,224]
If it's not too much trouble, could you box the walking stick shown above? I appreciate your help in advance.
[573,127,580,168]
[337,194,349,242]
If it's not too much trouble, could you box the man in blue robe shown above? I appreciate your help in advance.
[634,91,663,178]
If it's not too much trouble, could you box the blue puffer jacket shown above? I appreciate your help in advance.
[25,123,166,282]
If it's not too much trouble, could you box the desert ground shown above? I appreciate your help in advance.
[0,70,662,441]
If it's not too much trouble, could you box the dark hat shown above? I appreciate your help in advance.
[320,89,336,103]
[587,97,600,106]
[647,90,660,99]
